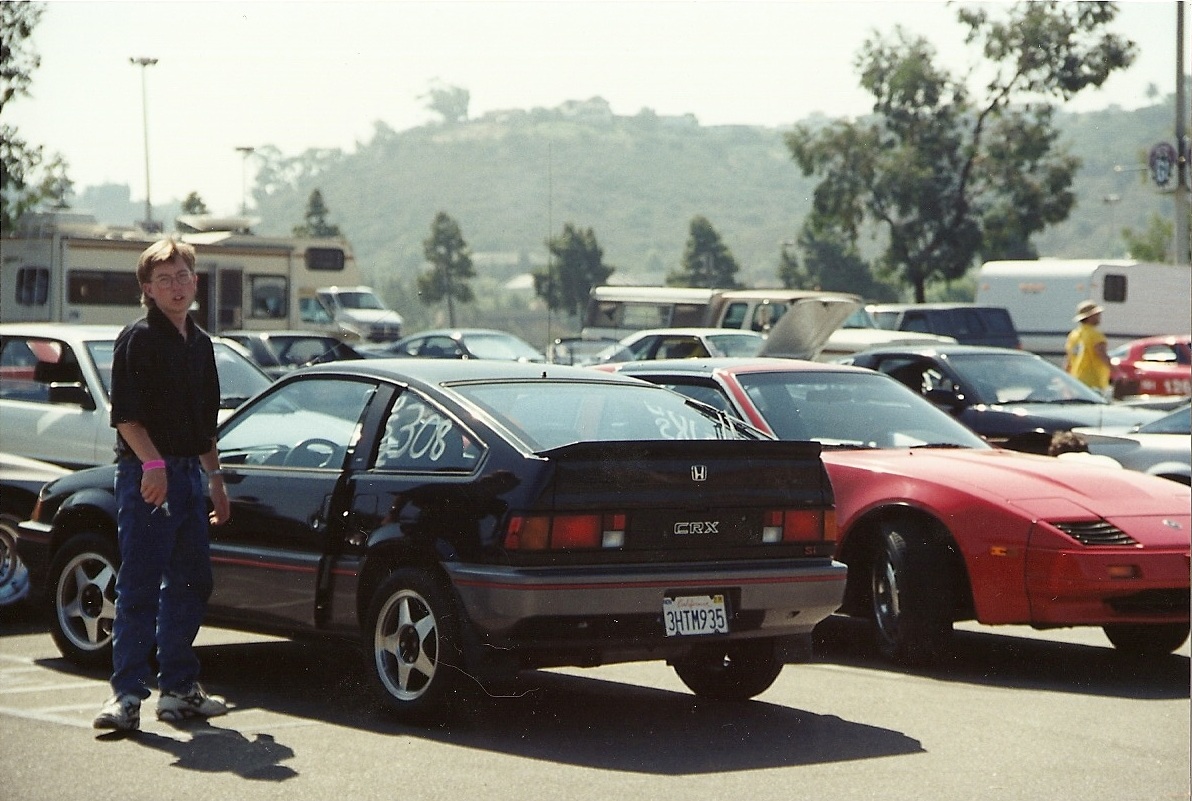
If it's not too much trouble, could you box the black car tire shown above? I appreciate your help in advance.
[870,521,954,665]
[49,532,119,667]
[671,639,784,701]
[0,513,25,601]
[1102,623,1190,657]
[365,568,467,724]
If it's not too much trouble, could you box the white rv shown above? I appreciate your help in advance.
[975,259,1192,361]
[1,211,368,339]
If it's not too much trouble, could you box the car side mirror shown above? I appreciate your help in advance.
[47,381,96,411]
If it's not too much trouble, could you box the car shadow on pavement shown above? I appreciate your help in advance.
[183,637,925,774]
[812,615,1191,700]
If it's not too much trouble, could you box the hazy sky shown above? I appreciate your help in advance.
[9,1,1185,218]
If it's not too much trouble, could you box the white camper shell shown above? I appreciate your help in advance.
[975,259,1192,361]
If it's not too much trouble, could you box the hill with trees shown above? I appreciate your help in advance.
[74,96,1179,342]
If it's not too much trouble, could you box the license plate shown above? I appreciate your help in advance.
[663,594,729,636]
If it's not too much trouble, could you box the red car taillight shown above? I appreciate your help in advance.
[504,513,627,551]
[762,508,836,543]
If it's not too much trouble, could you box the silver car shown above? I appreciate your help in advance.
[1076,403,1191,485]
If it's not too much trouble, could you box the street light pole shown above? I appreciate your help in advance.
[235,146,256,215]
[129,56,158,231]
[1174,2,1189,264]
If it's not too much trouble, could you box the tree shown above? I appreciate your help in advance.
[418,211,475,326]
[181,192,209,215]
[784,2,1135,302]
[1122,213,1174,262]
[779,225,898,301]
[535,223,615,316]
[668,215,742,288]
[422,82,470,125]
[2,1,73,230]
[292,189,342,237]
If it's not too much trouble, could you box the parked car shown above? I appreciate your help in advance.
[603,357,1191,663]
[1108,334,1192,401]
[843,344,1164,454]
[1075,403,1191,485]
[16,359,846,723]
[0,452,70,607]
[360,328,545,362]
[818,306,957,361]
[595,327,766,363]
[219,330,366,379]
[867,303,1021,349]
[0,323,273,468]
[545,336,621,366]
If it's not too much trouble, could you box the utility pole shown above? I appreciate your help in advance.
[129,57,158,232]
[1174,2,1189,265]
[235,146,256,215]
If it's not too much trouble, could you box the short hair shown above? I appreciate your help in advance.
[1048,430,1089,457]
[137,238,197,307]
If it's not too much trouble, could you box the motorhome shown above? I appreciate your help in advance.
[0,211,380,340]
[975,259,1192,361]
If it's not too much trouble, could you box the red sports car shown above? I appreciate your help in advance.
[607,358,1192,664]
[1109,334,1191,400]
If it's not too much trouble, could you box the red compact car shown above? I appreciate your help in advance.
[1110,334,1192,400]
[607,358,1192,665]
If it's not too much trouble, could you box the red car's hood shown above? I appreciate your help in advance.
[824,447,1191,526]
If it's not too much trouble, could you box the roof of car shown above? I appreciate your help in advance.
[849,343,1038,358]
[608,356,877,376]
[399,328,522,339]
[624,328,765,338]
[221,330,341,339]
[298,356,652,386]
[0,323,124,340]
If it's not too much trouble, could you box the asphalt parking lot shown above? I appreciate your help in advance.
[1,604,1187,801]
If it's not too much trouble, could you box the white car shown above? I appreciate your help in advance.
[594,327,766,363]
[1075,403,1191,485]
[0,323,272,469]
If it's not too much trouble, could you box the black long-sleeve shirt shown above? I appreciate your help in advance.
[110,306,220,459]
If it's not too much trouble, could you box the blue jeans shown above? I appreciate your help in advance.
[111,456,213,699]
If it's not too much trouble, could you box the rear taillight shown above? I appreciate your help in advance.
[763,508,834,543]
[505,513,626,551]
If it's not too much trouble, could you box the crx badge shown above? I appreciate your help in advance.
[691,465,707,482]
[1162,519,1183,530]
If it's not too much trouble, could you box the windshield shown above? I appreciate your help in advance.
[337,291,386,311]
[453,380,750,451]
[87,339,269,406]
[1138,404,1191,435]
[841,308,878,330]
[736,370,989,449]
[708,333,765,357]
[946,352,1104,405]
[463,333,543,361]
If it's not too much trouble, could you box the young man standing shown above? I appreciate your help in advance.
[1063,300,1112,395]
[93,238,232,731]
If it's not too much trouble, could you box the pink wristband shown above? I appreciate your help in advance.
[142,459,166,471]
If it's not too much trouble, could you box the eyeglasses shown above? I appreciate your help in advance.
[150,270,195,289]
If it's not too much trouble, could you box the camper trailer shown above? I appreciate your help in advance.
[975,259,1192,361]
[0,211,376,339]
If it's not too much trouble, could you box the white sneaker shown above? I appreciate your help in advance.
[93,693,141,731]
[156,684,228,721]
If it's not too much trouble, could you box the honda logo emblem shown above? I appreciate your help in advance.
[691,465,707,482]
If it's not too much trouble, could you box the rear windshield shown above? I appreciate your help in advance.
[453,380,748,450]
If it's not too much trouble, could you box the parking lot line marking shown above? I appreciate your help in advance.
[0,680,102,694]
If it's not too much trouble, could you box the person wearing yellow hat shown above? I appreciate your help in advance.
[1063,300,1111,393]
